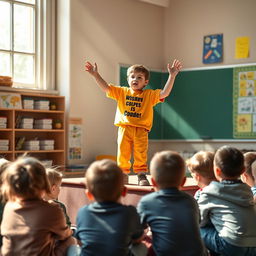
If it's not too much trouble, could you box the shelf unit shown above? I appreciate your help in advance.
[0,91,66,169]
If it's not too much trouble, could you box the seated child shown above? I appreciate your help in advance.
[0,156,76,256]
[0,158,10,247]
[137,150,207,256]
[44,168,72,227]
[241,151,256,200]
[75,159,145,256]
[199,146,256,256]
[186,151,216,200]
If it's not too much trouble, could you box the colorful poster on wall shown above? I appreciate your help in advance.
[203,34,223,64]
[235,36,250,59]
[233,66,256,138]
[68,118,82,160]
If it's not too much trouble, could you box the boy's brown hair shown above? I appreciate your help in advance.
[186,151,215,181]
[127,64,150,81]
[46,168,63,186]
[1,156,50,201]
[214,146,244,178]
[150,151,185,189]
[85,159,124,202]
[243,152,256,180]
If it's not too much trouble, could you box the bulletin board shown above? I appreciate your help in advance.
[233,65,256,138]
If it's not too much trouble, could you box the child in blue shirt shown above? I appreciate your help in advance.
[75,159,145,256]
[137,151,207,256]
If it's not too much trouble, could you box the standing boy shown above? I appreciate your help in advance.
[137,151,207,256]
[75,159,145,256]
[85,60,182,185]
[199,146,256,256]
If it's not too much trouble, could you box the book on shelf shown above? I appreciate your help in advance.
[0,139,9,146]
[15,137,25,150]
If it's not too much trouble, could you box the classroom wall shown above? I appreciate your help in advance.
[151,0,256,158]
[57,0,256,166]
[164,0,256,68]
[57,0,165,164]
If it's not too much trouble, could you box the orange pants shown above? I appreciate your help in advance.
[117,126,148,173]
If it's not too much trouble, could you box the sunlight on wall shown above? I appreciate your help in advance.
[158,103,200,139]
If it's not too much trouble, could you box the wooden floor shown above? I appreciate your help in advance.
[59,175,198,225]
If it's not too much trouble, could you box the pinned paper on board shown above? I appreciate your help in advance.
[203,34,223,64]
[236,114,251,133]
[235,36,250,59]
[233,66,256,138]
[68,118,82,160]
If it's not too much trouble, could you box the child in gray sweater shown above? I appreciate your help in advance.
[198,146,256,256]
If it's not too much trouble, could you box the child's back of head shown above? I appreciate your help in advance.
[150,150,185,189]
[214,146,244,179]
[242,152,256,187]
[1,156,50,201]
[85,159,124,202]
[187,151,216,188]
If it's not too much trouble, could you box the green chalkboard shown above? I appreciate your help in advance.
[119,66,233,140]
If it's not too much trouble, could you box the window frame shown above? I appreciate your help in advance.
[0,0,56,92]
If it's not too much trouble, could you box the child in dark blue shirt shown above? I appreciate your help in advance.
[137,151,207,256]
[75,159,145,256]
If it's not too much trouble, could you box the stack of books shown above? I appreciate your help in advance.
[34,118,52,129]
[24,140,40,151]
[0,117,7,129]
[40,139,54,150]
[22,98,34,109]
[41,159,53,167]
[20,117,34,129]
[0,139,9,151]
[34,100,50,110]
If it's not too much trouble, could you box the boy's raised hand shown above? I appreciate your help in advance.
[85,61,98,76]
[167,59,182,77]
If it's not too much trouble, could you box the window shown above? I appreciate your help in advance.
[0,0,56,91]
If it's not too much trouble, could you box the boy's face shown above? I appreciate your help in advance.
[127,71,149,91]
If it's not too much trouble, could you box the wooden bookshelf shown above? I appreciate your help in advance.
[0,91,66,169]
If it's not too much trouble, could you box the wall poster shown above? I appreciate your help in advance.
[68,118,82,160]
[233,66,256,138]
[203,34,223,64]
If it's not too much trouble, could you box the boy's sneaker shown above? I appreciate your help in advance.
[137,173,150,186]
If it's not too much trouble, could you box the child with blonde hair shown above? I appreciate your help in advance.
[241,151,256,201]
[0,156,76,255]
[186,151,216,200]
[44,168,72,227]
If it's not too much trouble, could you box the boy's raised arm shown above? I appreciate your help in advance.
[85,61,110,93]
[160,59,182,100]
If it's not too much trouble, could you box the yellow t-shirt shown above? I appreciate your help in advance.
[107,85,163,131]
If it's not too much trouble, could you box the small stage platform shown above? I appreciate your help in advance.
[59,176,198,225]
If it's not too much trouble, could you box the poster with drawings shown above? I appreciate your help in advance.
[68,118,82,160]
[234,66,256,138]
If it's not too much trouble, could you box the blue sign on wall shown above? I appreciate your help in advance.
[203,34,223,64]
